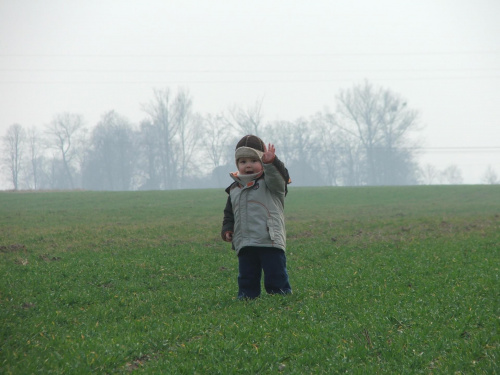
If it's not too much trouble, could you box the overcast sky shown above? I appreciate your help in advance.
[1,0,499,185]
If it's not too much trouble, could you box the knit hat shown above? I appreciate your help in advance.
[235,135,265,166]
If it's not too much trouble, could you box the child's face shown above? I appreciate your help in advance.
[237,157,263,175]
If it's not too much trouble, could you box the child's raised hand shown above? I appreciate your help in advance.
[262,143,276,164]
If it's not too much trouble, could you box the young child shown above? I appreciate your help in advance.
[221,135,292,299]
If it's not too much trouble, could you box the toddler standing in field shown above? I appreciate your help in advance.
[221,135,292,299]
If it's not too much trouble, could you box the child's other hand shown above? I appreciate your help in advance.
[262,143,276,164]
[224,231,233,242]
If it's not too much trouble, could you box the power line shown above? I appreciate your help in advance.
[419,147,500,154]
[220,145,500,152]
[1,68,498,74]
[1,75,499,85]
[1,51,499,58]
[420,147,500,150]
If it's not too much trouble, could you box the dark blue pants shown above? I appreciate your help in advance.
[237,247,292,299]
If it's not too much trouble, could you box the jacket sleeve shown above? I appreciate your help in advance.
[263,155,289,196]
[272,155,291,185]
[221,194,234,240]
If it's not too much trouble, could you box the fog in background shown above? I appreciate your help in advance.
[1,0,499,189]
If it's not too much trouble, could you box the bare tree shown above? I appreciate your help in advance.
[45,113,85,189]
[266,118,325,186]
[334,80,420,185]
[340,139,366,186]
[203,112,233,168]
[226,98,265,136]
[201,112,238,188]
[172,90,202,187]
[314,113,356,186]
[136,119,161,190]
[265,120,294,165]
[321,111,366,186]
[419,164,439,185]
[26,127,44,190]
[481,165,498,184]
[143,89,178,189]
[142,88,202,189]
[83,111,135,190]
[2,123,26,190]
[440,165,463,185]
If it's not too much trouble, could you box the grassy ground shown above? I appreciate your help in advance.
[0,186,498,374]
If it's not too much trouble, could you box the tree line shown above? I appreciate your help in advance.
[3,80,488,191]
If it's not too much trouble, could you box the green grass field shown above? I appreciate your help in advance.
[1,186,499,374]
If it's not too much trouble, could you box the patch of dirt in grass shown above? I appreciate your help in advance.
[0,244,26,253]
[39,254,62,262]
[14,257,29,265]
[289,230,314,239]
[460,330,471,340]
[98,282,113,289]
[125,354,154,372]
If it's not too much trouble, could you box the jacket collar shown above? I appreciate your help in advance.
[230,171,264,188]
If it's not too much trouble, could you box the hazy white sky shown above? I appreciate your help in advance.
[1,0,499,184]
